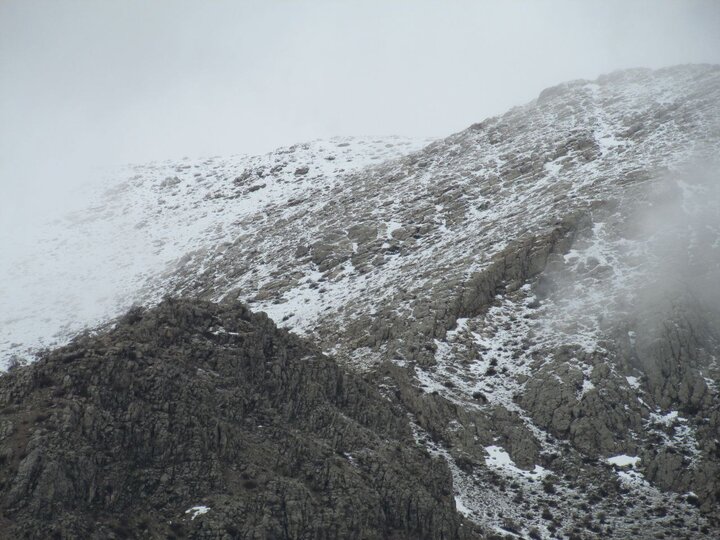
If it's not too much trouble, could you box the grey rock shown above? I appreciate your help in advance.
[0,299,477,539]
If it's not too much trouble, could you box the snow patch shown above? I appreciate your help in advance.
[484,445,549,479]
[185,506,210,520]
[606,455,640,468]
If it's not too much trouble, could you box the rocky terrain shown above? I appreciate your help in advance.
[1,64,720,538]
[0,136,432,363]
[0,298,477,539]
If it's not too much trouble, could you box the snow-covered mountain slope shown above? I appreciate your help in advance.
[0,136,432,365]
[2,64,720,538]
[152,66,719,370]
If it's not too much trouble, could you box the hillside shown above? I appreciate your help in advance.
[1,64,719,539]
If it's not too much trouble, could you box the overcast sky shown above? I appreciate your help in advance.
[1,0,719,224]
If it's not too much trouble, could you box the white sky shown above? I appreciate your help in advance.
[1,0,719,225]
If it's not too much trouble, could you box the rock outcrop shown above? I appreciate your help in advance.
[0,298,476,539]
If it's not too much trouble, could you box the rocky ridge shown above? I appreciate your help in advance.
[0,298,476,539]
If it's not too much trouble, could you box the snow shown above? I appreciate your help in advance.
[606,455,640,467]
[384,220,403,238]
[484,445,549,479]
[185,506,210,520]
[650,410,679,426]
[626,376,641,389]
[454,495,473,518]
[645,410,700,460]
[411,421,556,536]
[543,159,563,176]
[0,136,432,367]
[578,365,595,399]
[484,445,514,466]
[617,470,648,487]
[415,366,449,394]
[579,378,595,397]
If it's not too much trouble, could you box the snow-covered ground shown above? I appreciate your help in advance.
[0,136,432,366]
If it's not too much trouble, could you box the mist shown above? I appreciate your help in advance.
[631,160,720,336]
[2,0,720,230]
[537,155,720,372]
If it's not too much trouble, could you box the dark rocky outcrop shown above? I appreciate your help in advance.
[0,298,477,540]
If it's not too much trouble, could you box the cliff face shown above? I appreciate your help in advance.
[0,298,475,539]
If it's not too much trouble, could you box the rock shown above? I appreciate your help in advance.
[0,299,477,539]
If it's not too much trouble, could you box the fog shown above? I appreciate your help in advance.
[633,160,720,314]
[618,160,720,407]
[1,0,720,228]
[536,155,720,374]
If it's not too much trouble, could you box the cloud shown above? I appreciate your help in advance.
[1,0,719,227]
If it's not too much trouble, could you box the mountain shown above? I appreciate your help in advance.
[1,64,719,539]
[0,136,432,365]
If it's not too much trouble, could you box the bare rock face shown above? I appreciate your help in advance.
[0,299,476,539]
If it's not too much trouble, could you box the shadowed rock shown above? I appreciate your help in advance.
[0,298,476,539]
